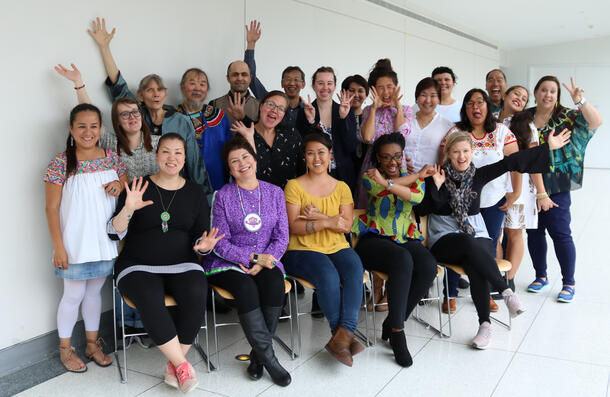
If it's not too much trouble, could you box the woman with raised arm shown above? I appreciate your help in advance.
[296,67,358,193]
[525,76,602,302]
[231,90,304,189]
[352,133,437,367]
[204,136,291,386]
[44,104,128,373]
[283,131,365,367]
[419,129,570,349]
[357,59,413,209]
[87,17,212,197]
[341,75,369,177]
[108,133,222,393]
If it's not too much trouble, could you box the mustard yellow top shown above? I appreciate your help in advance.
[284,178,353,254]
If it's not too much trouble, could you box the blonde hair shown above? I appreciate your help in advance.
[444,131,473,155]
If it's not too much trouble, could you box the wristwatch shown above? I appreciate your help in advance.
[252,253,259,264]
[575,97,587,107]
[387,179,395,189]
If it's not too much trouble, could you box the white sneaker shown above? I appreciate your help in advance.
[502,289,525,318]
[472,321,491,349]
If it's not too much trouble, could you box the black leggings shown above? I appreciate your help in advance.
[118,270,207,345]
[207,267,285,314]
[430,233,508,324]
[356,234,438,329]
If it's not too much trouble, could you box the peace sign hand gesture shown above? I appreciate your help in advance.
[124,177,153,212]
[87,17,116,48]
[562,77,584,105]
[193,227,225,253]
[337,89,355,119]
[302,94,316,124]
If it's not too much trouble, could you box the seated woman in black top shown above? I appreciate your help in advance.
[418,129,570,350]
[231,90,304,189]
[108,133,223,393]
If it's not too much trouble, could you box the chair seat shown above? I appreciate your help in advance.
[211,280,292,300]
[442,259,512,275]
[289,273,369,290]
[123,295,177,309]
[371,266,441,282]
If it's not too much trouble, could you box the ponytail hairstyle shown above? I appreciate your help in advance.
[368,58,398,88]
[372,132,405,168]
[66,103,102,176]
[111,97,153,156]
[509,110,535,151]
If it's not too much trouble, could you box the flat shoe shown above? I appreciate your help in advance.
[527,278,549,293]
[59,346,87,373]
[557,286,575,303]
[85,338,112,367]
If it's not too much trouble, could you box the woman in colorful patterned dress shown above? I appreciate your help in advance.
[525,76,602,302]
[352,133,437,367]
[44,104,128,373]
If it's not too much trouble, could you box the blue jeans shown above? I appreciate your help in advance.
[283,248,364,333]
[480,197,507,249]
[526,192,576,285]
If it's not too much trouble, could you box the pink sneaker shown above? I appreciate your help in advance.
[502,289,525,318]
[175,361,198,393]
[472,321,491,350]
[164,361,178,389]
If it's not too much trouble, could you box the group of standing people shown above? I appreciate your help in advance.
[44,17,602,393]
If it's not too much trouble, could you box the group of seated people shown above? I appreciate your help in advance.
[44,17,601,393]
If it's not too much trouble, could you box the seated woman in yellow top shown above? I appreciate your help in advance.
[283,130,365,368]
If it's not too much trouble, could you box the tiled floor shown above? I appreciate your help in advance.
[16,169,610,397]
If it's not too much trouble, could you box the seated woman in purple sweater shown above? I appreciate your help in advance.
[203,136,291,387]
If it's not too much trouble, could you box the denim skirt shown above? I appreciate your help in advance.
[55,259,114,280]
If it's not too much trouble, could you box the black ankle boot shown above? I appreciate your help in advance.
[239,308,291,387]
[381,317,391,341]
[389,331,412,367]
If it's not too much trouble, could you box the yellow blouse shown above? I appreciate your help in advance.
[284,179,353,254]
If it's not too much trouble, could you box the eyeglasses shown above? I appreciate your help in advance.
[282,78,304,83]
[378,154,402,162]
[119,110,142,120]
[466,100,486,108]
[264,101,287,113]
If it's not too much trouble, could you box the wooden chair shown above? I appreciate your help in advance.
[209,280,296,369]
[112,284,212,383]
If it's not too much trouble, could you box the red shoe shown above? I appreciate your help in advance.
[175,361,198,393]
[164,361,178,389]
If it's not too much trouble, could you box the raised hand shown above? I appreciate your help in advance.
[547,128,571,150]
[562,77,584,105]
[337,89,355,119]
[227,92,246,121]
[245,20,261,47]
[87,17,115,48]
[124,177,153,212]
[230,120,255,139]
[431,164,445,189]
[103,180,123,197]
[365,168,387,187]
[193,227,225,253]
[54,63,82,83]
[302,94,316,124]
[417,164,436,179]
[370,86,382,110]
[391,85,403,108]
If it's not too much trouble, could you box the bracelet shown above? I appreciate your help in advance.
[535,192,549,199]
[74,84,85,90]
[574,97,586,107]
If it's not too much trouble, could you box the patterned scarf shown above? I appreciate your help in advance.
[442,160,478,235]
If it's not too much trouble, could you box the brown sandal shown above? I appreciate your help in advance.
[59,346,87,373]
[85,338,112,367]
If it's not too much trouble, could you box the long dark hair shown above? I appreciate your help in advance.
[111,97,153,156]
[500,85,529,113]
[372,133,405,168]
[509,110,535,151]
[368,58,398,88]
[456,89,497,133]
[533,75,565,117]
[66,104,102,176]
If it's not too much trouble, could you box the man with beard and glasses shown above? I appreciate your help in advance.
[175,68,232,191]
[243,20,306,130]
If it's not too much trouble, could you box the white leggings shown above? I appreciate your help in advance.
[57,277,106,339]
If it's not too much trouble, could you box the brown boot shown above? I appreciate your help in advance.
[367,277,384,311]
[350,335,365,356]
[325,326,353,367]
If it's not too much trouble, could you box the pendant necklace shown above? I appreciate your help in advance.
[153,182,178,233]
[237,183,262,232]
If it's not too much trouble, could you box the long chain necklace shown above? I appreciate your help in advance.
[153,183,178,233]
[236,183,262,232]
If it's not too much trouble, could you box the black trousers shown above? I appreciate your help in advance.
[430,233,508,324]
[118,270,207,345]
[207,267,285,314]
[355,234,438,329]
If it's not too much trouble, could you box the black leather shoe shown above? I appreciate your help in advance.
[246,350,263,380]
[458,277,470,289]
[390,331,413,367]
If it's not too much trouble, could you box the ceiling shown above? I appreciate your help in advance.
[392,0,610,50]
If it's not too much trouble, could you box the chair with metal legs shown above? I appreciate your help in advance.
[209,280,296,369]
[112,282,212,383]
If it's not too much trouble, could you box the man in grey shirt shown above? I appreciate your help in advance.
[210,61,260,125]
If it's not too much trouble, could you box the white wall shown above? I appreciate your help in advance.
[502,36,610,168]
[0,0,499,350]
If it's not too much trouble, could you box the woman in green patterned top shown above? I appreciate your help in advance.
[352,133,437,367]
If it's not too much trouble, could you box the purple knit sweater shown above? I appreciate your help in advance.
[203,181,288,275]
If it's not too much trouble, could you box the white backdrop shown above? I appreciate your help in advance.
[0,0,499,350]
